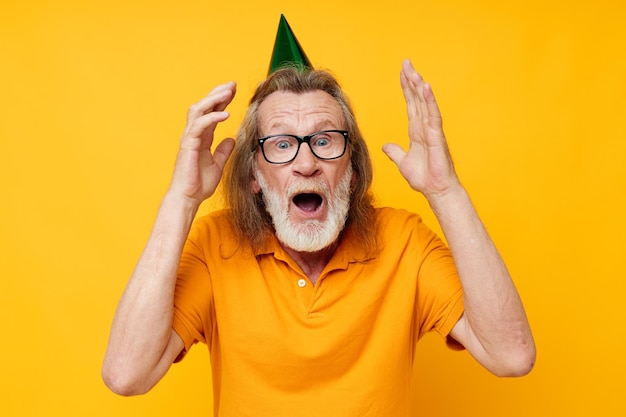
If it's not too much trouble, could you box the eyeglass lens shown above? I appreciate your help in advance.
[262,131,346,163]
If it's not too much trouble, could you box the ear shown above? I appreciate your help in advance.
[251,175,261,194]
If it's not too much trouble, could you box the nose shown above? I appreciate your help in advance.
[291,142,320,176]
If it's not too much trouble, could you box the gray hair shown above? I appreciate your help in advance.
[222,66,377,253]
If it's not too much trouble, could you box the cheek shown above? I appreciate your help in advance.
[252,171,280,193]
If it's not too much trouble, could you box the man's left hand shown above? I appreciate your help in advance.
[383,59,460,200]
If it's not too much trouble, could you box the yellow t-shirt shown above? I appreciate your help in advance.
[173,207,464,416]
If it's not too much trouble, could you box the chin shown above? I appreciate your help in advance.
[276,219,340,253]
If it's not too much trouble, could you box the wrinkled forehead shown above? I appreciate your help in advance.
[257,90,345,134]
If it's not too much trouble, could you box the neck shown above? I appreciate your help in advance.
[282,241,338,285]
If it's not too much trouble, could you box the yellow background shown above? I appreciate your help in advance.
[1,0,625,415]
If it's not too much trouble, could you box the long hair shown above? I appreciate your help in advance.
[222,66,377,253]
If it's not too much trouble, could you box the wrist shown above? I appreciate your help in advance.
[425,182,469,217]
[161,189,202,220]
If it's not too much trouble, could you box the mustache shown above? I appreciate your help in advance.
[285,178,330,199]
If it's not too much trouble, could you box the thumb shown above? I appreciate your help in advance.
[213,137,236,169]
[382,143,406,167]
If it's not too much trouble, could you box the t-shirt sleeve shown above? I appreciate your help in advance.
[413,220,465,349]
[172,219,214,360]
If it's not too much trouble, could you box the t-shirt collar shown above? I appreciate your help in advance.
[251,225,376,270]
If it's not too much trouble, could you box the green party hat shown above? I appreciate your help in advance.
[268,14,312,75]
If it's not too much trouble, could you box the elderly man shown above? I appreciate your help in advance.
[103,18,534,416]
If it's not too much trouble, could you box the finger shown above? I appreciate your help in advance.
[212,137,236,169]
[400,66,420,122]
[186,81,237,123]
[400,60,427,124]
[402,59,425,102]
[400,60,419,99]
[381,142,407,167]
[184,111,230,148]
[212,82,237,113]
[188,83,236,120]
[423,83,443,131]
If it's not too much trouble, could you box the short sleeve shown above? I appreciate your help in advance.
[172,220,215,359]
[413,221,465,347]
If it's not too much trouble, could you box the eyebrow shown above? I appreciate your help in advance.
[264,120,341,135]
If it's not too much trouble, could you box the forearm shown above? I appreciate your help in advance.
[428,184,535,375]
[102,191,199,393]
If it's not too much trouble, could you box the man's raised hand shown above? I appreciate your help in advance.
[170,81,237,206]
[383,60,459,200]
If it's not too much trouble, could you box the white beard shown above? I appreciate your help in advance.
[254,164,352,253]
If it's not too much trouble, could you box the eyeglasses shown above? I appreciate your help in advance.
[257,130,349,164]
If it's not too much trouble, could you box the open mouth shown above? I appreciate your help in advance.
[292,193,323,212]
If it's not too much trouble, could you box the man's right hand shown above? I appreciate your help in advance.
[169,81,237,207]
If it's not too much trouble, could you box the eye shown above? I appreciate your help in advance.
[312,132,334,148]
[314,138,329,147]
[276,140,292,150]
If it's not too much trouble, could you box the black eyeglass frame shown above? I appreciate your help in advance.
[256,130,349,164]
